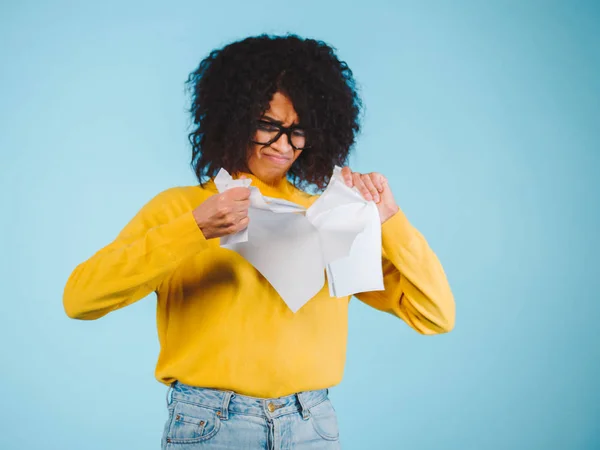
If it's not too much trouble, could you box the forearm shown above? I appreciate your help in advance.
[63,210,207,320]
[357,208,455,334]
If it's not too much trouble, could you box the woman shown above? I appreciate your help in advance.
[63,33,455,449]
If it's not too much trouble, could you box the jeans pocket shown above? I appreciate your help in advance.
[165,401,222,445]
[309,399,340,441]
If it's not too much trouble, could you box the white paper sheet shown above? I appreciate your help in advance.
[307,167,384,298]
[215,166,384,312]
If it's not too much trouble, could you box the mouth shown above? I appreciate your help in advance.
[263,153,291,164]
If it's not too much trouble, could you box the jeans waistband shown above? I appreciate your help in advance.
[168,381,329,420]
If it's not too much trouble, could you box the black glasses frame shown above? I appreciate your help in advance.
[250,120,311,151]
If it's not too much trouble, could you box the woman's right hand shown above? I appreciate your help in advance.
[192,187,251,239]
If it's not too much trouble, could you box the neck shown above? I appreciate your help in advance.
[234,171,292,197]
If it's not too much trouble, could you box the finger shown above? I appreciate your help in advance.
[361,174,380,203]
[235,215,250,231]
[380,176,389,191]
[228,187,252,200]
[352,172,372,201]
[234,198,250,212]
[228,216,250,233]
[371,173,384,193]
[341,166,353,187]
[224,215,249,235]
[224,208,249,228]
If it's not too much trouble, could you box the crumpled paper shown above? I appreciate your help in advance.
[215,166,384,312]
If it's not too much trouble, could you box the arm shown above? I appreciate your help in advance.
[355,208,455,334]
[63,189,209,320]
[340,166,455,335]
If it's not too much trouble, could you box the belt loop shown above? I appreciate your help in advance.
[219,391,234,421]
[296,392,311,420]
[166,382,175,408]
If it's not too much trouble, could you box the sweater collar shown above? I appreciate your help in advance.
[205,171,295,199]
[235,171,294,198]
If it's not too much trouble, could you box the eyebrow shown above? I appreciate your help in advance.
[261,115,301,127]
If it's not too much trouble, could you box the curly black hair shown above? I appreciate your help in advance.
[184,33,363,191]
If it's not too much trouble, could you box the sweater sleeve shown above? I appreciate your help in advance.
[354,208,455,334]
[63,189,209,320]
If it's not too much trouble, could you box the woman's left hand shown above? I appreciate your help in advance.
[340,166,400,224]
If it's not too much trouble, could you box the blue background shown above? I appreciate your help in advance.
[1,1,598,449]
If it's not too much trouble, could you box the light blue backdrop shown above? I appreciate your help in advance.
[1,1,598,449]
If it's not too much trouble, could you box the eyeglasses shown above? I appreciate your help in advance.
[250,119,309,150]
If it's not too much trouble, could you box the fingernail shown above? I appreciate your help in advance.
[374,195,380,202]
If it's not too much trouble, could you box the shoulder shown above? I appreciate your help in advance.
[151,184,213,203]
[125,184,214,223]
[115,184,215,240]
[146,183,217,213]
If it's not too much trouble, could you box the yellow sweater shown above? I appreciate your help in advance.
[63,173,455,398]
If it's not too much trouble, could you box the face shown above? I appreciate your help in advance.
[246,91,304,184]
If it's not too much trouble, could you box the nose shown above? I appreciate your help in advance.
[270,132,293,153]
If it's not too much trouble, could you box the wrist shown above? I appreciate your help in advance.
[192,209,206,232]
[381,205,400,224]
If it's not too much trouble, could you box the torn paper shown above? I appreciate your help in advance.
[215,166,384,312]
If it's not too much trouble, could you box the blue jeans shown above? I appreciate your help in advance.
[162,381,342,449]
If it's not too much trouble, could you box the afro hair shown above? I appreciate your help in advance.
[185,33,363,191]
